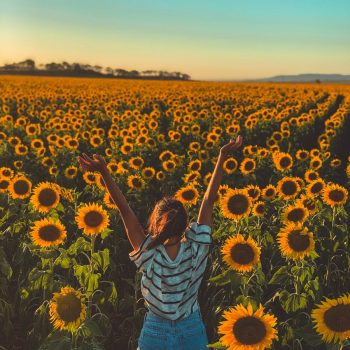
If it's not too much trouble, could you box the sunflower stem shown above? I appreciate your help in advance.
[87,234,96,318]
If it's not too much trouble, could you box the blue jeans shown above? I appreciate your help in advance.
[137,308,209,350]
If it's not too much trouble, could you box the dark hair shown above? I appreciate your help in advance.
[144,196,188,251]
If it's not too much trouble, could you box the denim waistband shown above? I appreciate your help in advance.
[145,308,202,326]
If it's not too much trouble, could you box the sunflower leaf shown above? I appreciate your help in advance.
[80,319,104,338]
[268,266,290,285]
[206,341,226,349]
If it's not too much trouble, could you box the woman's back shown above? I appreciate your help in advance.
[129,221,212,321]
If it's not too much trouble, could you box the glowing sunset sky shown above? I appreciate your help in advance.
[1,0,349,80]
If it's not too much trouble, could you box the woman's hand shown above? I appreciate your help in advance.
[77,153,108,173]
[219,135,243,160]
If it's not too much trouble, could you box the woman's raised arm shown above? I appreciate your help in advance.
[77,153,146,253]
[197,135,243,227]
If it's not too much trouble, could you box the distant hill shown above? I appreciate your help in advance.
[246,74,350,83]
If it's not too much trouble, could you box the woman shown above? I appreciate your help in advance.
[77,135,243,350]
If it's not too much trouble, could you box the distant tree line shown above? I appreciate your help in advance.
[0,59,191,80]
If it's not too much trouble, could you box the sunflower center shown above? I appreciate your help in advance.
[56,293,82,323]
[182,189,195,201]
[311,182,323,193]
[38,188,57,206]
[227,194,249,215]
[329,189,345,202]
[245,161,254,171]
[233,316,267,345]
[84,211,103,227]
[265,188,274,197]
[281,181,297,195]
[0,180,9,189]
[287,230,310,251]
[324,304,350,332]
[39,224,61,241]
[256,204,264,214]
[287,208,305,222]
[132,178,142,187]
[14,180,30,195]
[226,160,236,170]
[304,200,315,211]
[309,173,317,181]
[231,243,254,265]
[248,189,259,199]
[280,157,291,167]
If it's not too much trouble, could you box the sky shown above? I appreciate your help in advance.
[1,0,350,80]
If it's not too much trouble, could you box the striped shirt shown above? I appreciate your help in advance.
[129,222,212,321]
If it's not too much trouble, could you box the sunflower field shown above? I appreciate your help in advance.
[1,75,350,350]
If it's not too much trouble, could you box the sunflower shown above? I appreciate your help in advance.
[310,156,323,170]
[14,160,23,170]
[276,177,301,200]
[245,184,261,202]
[272,152,293,172]
[322,183,348,207]
[240,158,256,175]
[105,161,118,175]
[120,143,133,155]
[346,164,350,178]
[90,134,103,147]
[261,184,276,200]
[188,159,202,172]
[175,184,199,206]
[49,286,86,332]
[141,167,156,180]
[277,223,314,260]
[127,175,146,191]
[221,188,252,221]
[296,195,317,215]
[30,182,61,213]
[218,303,278,350]
[223,157,238,174]
[42,156,55,168]
[159,150,174,161]
[156,171,166,181]
[282,203,309,224]
[64,166,78,179]
[306,178,326,197]
[91,173,106,191]
[82,171,97,185]
[0,176,11,193]
[252,201,265,217]
[296,149,309,161]
[218,184,230,199]
[199,150,209,162]
[203,172,212,186]
[183,171,201,183]
[60,187,75,203]
[162,160,177,172]
[117,161,129,174]
[221,234,261,273]
[330,158,341,168]
[8,175,32,199]
[0,167,14,179]
[129,156,144,170]
[30,217,67,247]
[304,169,319,183]
[311,293,350,344]
[103,192,117,209]
[49,166,59,176]
[75,202,110,235]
